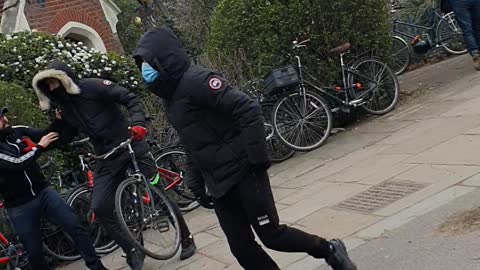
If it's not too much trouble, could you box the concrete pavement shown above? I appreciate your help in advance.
[61,54,480,270]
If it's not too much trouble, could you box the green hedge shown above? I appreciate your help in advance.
[208,0,392,84]
[0,32,144,96]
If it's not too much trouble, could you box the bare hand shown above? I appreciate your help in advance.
[38,132,59,148]
[55,109,62,120]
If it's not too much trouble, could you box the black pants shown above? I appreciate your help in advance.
[213,171,331,270]
[7,188,100,270]
[91,153,192,253]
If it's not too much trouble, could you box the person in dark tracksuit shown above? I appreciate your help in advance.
[31,61,197,270]
[133,26,357,270]
[0,108,107,270]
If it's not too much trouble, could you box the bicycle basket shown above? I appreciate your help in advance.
[262,65,299,95]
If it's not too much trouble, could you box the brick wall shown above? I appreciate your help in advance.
[23,0,123,53]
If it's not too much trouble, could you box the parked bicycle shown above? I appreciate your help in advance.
[265,39,399,151]
[390,1,466,75]
[0,203,28,270]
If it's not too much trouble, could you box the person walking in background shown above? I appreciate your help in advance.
[442,0,480,69]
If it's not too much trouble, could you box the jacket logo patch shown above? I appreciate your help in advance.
[208,77,223,90]
[103,80,112,86]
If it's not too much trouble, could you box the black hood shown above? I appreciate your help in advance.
[133,27,191,98]
[32,60,81,110]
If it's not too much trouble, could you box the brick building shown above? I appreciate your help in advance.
[0,0,123,53]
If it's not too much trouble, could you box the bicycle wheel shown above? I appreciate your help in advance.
[390,36,411,75]
[155,151,199,213]
[347,57,400,115]
[67,186,118,255]
[272,90,333,152]
[115,177,181,260]
[261,102,295,162]
[41,219,79,261]
[437,12,468,55]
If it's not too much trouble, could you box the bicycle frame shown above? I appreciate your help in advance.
[296,51,383,107]
[0,203,25,268]
[392,7,456,47]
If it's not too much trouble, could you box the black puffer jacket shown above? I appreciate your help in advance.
[32,61,149,175]
[133,27,269,198]
[0,127,49,208]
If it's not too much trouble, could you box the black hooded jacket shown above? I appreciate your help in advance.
[32,61,150,175]
[0,126,49,208]
[133,27,270,198]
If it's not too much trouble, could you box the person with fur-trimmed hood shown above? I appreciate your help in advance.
[31,60,197,270]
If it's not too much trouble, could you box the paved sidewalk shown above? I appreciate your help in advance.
[61,54,480,270]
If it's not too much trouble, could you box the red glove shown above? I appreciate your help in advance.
[129,126,147,141]
[21,137,37,154]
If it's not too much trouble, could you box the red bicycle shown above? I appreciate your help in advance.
[0,202,28,270]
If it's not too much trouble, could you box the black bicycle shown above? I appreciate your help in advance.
[267,39,399,151]
[390,1,466,75]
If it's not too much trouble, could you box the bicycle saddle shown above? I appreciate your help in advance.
[330,42,352,54]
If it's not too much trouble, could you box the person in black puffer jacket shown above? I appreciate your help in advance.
[31,61,197,269]
[133,26,357,270]
[0,107,107,270]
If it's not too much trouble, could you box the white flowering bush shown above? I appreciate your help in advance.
[0,32,144,94]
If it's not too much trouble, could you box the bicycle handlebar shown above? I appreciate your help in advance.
[292,39,311,50]
[69,137,90,147]
[87,138,132,160]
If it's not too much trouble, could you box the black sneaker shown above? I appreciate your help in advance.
[326,239,357,270]
[180,235,197,261]
[126,248,145,270]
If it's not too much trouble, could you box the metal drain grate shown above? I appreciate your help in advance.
[337,180,428,213]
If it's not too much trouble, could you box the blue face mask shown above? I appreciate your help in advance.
[142,62,160,84]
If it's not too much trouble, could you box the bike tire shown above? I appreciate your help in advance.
[66,186,118,255]
[261,102,295,162]
[155,150,200,213]
[390,36,411,75]
[437,12,468,55]
[115,178,181,260]
[272,90,333,152]
[41,193,81,262]
[347,57,400,115]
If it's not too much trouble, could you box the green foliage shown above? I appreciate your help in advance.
[0,81,47,126]
[114,0,145,55]
[208,0,392,84]
[0,32,144,96]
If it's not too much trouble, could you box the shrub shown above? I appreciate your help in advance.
[207,0,392,86]
[0,32,144,96]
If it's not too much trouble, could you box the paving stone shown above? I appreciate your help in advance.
[374,165,480,216]
[176,254,228,270]
[406,135,480,165]
[379,117,480,155]
[441,95,480,117]
[356,186,475,240]
[183,209,219,235]
[279,182,369,223]
[461,172,480,187]
[281,145,391,189]
[302,133,390,160]
[394,164,480,184]
[353,119,416,134]
[198,239,237,265]
[295,208,382,239]
[327,154,411,183]
[275,157,327,180]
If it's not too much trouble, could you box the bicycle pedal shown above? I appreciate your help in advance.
[349,99,364,106]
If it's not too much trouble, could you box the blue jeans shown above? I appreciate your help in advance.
[7,188,100,270]
[451,0,480,55]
